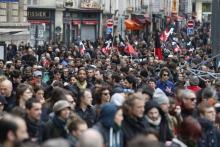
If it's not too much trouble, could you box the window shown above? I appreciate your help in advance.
[28,0,38,5]
[202,3,211,12]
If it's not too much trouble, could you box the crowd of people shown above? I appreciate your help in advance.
[0,20,220,147]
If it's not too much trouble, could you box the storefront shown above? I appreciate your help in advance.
[27,8,55,46]
[63,0,101,43]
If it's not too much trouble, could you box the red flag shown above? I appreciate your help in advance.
[101,47,110,56]
[160,28,174,42]
[124,43,138,56]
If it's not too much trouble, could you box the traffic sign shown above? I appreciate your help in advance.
[106,19,113,27]
[187,28,194,36]
[187,20,194,28]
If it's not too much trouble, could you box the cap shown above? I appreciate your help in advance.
[33,70,42,77]
[53,100,70,112]
[153,88,169,105]
[110,93,125,106]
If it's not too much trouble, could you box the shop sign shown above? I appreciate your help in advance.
[64,0,77,8]
[80,0,101,9]
[28,9,50,20]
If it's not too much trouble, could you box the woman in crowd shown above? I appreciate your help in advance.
[16,83,34,109]
[93,103,123,147]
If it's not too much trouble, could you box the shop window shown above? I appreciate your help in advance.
[202,3,211,12]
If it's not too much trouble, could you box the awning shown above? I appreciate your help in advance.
[82,20,98,25]
[0,29,27,35]
[72,20,81,25]
[124,19,143,30]
[28,20,50,24]
[132,14,151,24]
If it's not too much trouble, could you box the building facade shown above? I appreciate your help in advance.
[193,0,212,22]
[0,0,29,44]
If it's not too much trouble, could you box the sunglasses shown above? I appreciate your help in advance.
[163,74,169,77]
[186,97,196,102]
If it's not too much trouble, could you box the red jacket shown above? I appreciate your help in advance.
[187,85,201,93]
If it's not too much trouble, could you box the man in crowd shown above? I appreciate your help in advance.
[25,98,44,143]
[0,114,29,147]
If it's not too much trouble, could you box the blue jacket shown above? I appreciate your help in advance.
[93,103,123,147]
[156,80,175,96]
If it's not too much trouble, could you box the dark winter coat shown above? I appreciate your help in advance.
[25,116,45,143]
[197,118,220,147]
[122,116,148,146]
[43,115,69,141]
[75,105,96,128]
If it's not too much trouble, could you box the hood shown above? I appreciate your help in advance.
[99,103,118,128]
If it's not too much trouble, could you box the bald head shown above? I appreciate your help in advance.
[78,129,103,147]
[0,79,13,97]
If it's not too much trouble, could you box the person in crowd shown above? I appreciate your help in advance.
[147,78,157,91]
[62,68,70,83]
[153,88,179,137]
[10,69,22,91]
[43,100,70,141]
[122,93,148,146]
[33,85,45,104]
[86,67,95,85]
[15,83,34,109]
[110,92,125,107]
[197,102,220,147]
[0,95,7,114]
[186,76,201,93]
[94,86,111,118]
[0,114,29,147]
[75,68,93,93]
[142,128,160,142]
[178,89,197,118]
[75,89,96,127]
[94,69,104,81]
[42,138,70,147]
[67,117,88,147]
[144,100,173,142]
[171,116,202,147]
[93,103,123,147]
[25,98,44,143]
[123,74,137,91]
[156,67,175,96]
[0,77,15,112]
[21,48,37,67]
[127,135,161,147]
[111,72,123,94]
[197,86,217,106]
[78,129,103,147]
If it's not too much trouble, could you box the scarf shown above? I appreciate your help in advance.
[52,115,69,138]
[109,127,121,147]
[146,115,162,126]
[76,80,87,91]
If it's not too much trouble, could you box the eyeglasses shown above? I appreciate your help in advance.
[163,74,169,77]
